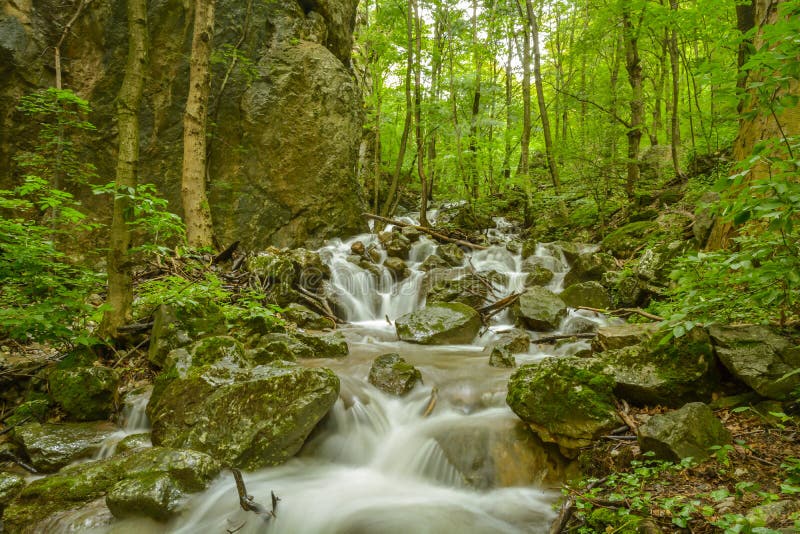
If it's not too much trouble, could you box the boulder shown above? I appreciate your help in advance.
[48,365,119,422]
[106,473,184,521]
[488,347,516,368]
[490,328,530,354]
[708,325,800,400]
[600,221,658,259]
[419,254,449,271]
[401,226,422,241]
[148,361,339,469]
[0,472,25,509]
[116,433,152,454]
[638,403,731,462]
[395,302,482,345]
[12,421,119,473]
[292,330,349,359]
[506,357,620,455]
[635,241,684,286]
[560,315,601,335]
[163,335,250,371]
[521,258,555,287]
[549,241,583,263]
[425,273,501,310]
[563,252,616,288]
[381,232,412,259]
[559,281,611,309]
[282,303,335,330]
[249,248,296,286]
[591,323,658,352]
[2,447,220,530]
[368,353,422,396]
[4,399,50,427]
[147,303,227,368]
[513,286,568,331]
[598,328,718,406]
[250,332,309,362]
[438,243,466,266]
[350,240,366,256]
[383,256,410,280]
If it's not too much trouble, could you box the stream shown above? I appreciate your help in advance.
[67,216,610,534]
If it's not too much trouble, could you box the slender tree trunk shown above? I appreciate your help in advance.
[468,0,482,200]
[622,4,643,198]
[412,0,429,227]
[502,31,513,184]
[668,0,682,177]
[101,0,148,339]
[519,9,531,179]
[651,28,668,145]
[427,11,443,202]
[181,0,215,248]
[526,0,560,193]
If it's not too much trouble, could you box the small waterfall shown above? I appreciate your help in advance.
[94,387,152,460]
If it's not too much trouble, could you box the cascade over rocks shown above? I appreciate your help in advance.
[395,302,482,345]
[0,0,366,249]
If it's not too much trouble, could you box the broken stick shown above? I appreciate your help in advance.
[231,468,278,521]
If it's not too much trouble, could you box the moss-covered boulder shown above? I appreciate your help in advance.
[559,281,611,309]
[635,241,685,286]
[437,243,466,266]
[383,256,410,280]
[116,433,151,454]
[563,252,616,288]
[282,303,335,330]
[488,347,516,368]
[489,328,530,354]
[426,273,504,310]
[513,286,568,331]
[597,328,718,406]
[147,361,339,469]
[521,258,555,287]
[506,357,620,455]
[395,302,482,345]
[163,335,250,371]
[600,221,658,259]
[48,365,119,422]
[638,402,731,462]
[0,472,25,510]
[708,325,800,400]
[147,303,227,368]
[419,254,449,271]
[12,422,118,473]
[4,399,50,427]
[379,231,412,259]
[591,323,658,352]
[368,353,422,396]
[2,447,220,530]
[292,330,349,359]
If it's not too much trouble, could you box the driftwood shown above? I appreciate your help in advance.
[421,387,438,418]
[362,213,487,250]
[0,451,37,474]
[533,333,596,344]
[295,286,340,325]
[477,292,521,318]
[231,468,278,521]
[576,306,664,322]
[116,321,154,334]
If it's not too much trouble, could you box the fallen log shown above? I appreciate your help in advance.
[362,213,487,250]
[477,292,521,316]
[576,306,664,322]
[532,332,596,344]
[231,468,277,521]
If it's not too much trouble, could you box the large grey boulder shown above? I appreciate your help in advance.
[563,252,616,288]
[591,323,658,352]
[368,353,422,396]
[513,286,568,331]
[708,325,800,400]
[506,357,620,455]
[148,361,339,470]
[559,281,611,309]
[147,303,227,368]
[638,402,731,462]
[12,422,119,473]
[395,302,482,345]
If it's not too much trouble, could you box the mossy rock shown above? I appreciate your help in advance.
[283,303,335,330]
[115,433,152,454]
[563,252,616,288]
[559,281,611,309]
[106,472,183,521]
[11,421,118,473]
[489,328,530,354]
[638,402,731,462]
[521,258,554,287]
[368,353,422,396]
[395,302,482,345]
[147,361,339,470]
[293,331,349,359]
[437,243,466,266]
[147,302,227,368]
[506,357,620,454]
[4,399,50,427]
[591,323,658,352]
[419,254,448,271]
[249,249,296,285]
[489,347,516,368]
[600,221,659,259]
[48,365,119,422]
[164,335,250,372]
[512,286,568,332]
[0,472,25,510]
[426,273,500,309]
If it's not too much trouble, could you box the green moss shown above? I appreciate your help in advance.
[48,366,119,421]
[600,221,659,258]
[586,507,644,533]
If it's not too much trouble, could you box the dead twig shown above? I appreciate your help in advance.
[0,416,30,436]
[231,468,278,521]
[422,387,438,418]
[614,399,638,434]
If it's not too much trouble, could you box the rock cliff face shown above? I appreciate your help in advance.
[0,0,367,249]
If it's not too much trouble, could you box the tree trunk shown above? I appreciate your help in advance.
[101,0,148,339]
[181,0,215,249]
[622,4,643,198]
[412,0,429,227]
[519,6,531,179]
[668,0,682,177]
[502,31,513,184]
[468,0,482,200]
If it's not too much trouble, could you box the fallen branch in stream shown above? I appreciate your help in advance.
[532,333,596,344]
[295,285,341,325]
[0,451,38,474]
[477,292,521,322]
[422,387,438,418]
[362,213,487,250]
[576,306,665,322]
[231,468,278,521]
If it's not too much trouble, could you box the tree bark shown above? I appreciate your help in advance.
[468,0,482,200]
[412,0,429,227]
[622,4,644,199]
[101,0,148,339]
[668,0,683,177]
[181,0,216,249]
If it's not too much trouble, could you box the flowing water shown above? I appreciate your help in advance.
[69,217,611,533]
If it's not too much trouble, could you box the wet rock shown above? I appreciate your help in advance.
[395,302,482,345]
[2,447,220,530]
[426,273,496,310]
[638,402,731,462]
[708,325,800,400]
[48,365,119,422]
[12,421,118,473]
[490,328,530,354]
[559,281,611,309]
[106,473,183,521]
[746,500,800,529]
[350,240,366,256]
[163,335,250,371]
[598,328,718,406]
[560,315,600,335]
[282,303,335,330]
[381,232,412,259]
[148,361,339,469]
[251,332,309,362]
[437,243,466,266]
[147,303,227,368]
[513,286,568,331]
[521,258,554,287]
[0,472,25,509]
[591,323,658,352]
[549,241,583,263]
[488,347,515,368]
[368,353,422,396]
[600,221,658,259]
[419,254,449,271]
[563,252,616,288]
[383,256,410,280]
[507,357,620,455]
[116,433,152,454]
[293,330,349,359]
[4,399,50,427]
[401,226,422,241]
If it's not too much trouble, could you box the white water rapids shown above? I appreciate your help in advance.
[67,216,611,534]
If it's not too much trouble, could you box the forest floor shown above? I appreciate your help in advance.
[565,403,800,532]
